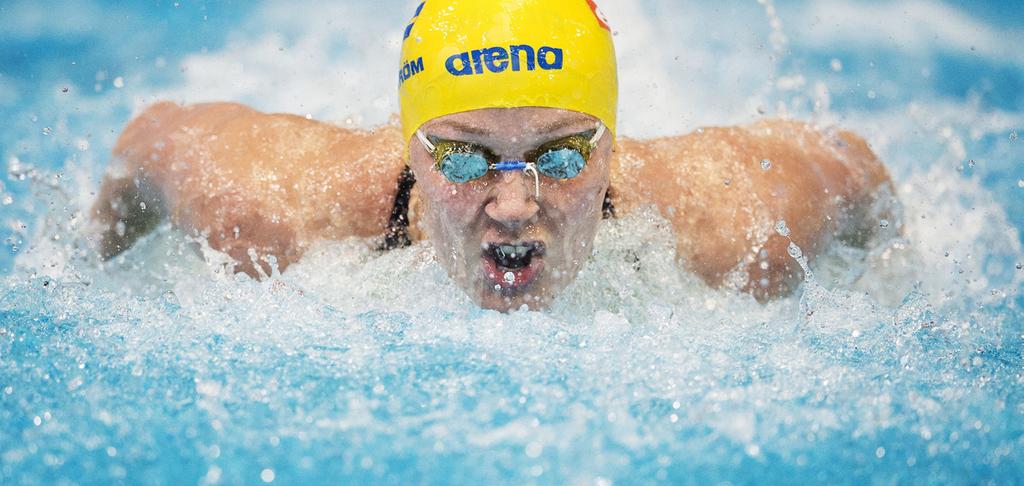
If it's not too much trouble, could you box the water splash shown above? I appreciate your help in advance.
[2,0,1023,483]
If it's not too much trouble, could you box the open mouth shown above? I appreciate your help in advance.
[481,241,546,292]
[486,242,545,269]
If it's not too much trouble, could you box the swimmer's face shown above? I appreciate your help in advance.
[409,107,612,312]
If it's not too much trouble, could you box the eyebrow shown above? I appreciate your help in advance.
[433,120,492,136]
[431,117,595,141]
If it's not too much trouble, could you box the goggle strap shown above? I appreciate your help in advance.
[589,123,605,147]
[523,163,541,201]
[415,130,436,152]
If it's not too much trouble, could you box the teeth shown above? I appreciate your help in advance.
[489,243,538,270]
[497,245,529,260]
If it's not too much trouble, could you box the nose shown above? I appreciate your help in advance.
[484,170,540,231]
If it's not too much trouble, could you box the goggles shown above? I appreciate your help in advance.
[415,123,605,200]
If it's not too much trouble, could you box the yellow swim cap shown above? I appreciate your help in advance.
[398,0,618,145]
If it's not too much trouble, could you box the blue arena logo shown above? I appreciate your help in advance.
[398,57,425,86]
[445,45,564,76]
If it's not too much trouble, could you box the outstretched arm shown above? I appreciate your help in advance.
[91,102,406,277]
[613,119,897,301]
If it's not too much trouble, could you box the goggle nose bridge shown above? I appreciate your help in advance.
[488,160,541,201]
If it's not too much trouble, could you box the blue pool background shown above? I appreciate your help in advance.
[1,0,1023,484]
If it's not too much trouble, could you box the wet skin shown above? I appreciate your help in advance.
[92,102,897,309]
[409,109,613,311]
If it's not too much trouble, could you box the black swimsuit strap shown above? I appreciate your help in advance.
[602,187,616,220]
[380,166,417,251]
[379,166,615,251]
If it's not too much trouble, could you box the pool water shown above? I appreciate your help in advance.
[1,0,1022,484]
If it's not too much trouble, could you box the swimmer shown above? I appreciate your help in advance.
[91,0,898,311]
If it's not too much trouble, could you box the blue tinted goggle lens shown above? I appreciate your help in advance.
[439,153,489,183]
[536,148,586,179]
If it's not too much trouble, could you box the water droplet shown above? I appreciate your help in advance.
[787,242,803,259]
[162,290,180,308]
[760,159,772,170]
[775,220,790,237]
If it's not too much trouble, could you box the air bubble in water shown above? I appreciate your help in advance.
[1016,263,1022,270]
[113,77,125,89]
[760,159,772,170]
[830,58,842,72]
[504,271,515,284]
[775,220,790,237]
[2,195,11,205]
[879,219,890,229]
[41,127,52,136]
[1017,179,1024,188]
[1011,131,1018,141]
